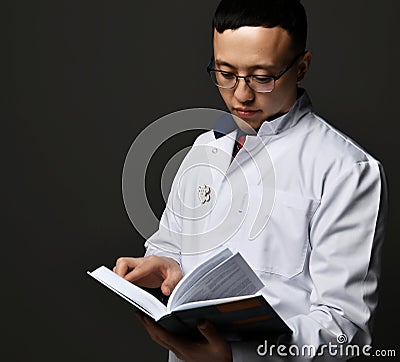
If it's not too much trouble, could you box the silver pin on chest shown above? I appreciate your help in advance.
[198,185,211,204]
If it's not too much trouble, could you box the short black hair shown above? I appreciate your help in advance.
[213,0,308,53]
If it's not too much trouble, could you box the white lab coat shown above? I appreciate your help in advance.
[144,90,388,361]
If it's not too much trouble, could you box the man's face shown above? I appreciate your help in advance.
[213,26,306,130]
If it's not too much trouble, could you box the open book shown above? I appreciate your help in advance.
[88,249,291,341]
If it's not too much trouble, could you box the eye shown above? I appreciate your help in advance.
[219,71,236,80]
[253,75,274,84]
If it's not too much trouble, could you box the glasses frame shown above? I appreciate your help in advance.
[207,51,305,93]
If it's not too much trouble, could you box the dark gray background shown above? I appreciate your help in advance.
[4,1,399,361]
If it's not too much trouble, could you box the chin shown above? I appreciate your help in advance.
[233,117,261,134]
[243,119,264,131]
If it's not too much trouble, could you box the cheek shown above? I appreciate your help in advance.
[256,93,285,115]
[218,89,233,106]
[260,82,297,115]
[256,93,276,108]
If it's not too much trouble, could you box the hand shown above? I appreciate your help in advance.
[136,312,232,362]
[113,255,183,296]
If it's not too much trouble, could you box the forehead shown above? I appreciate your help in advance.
[213,26,293,69]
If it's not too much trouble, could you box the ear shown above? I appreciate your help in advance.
[297,51,312,84]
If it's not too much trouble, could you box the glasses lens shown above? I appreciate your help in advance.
[249,76,275,93]
[208,70,275,92]
[210,71,236,89]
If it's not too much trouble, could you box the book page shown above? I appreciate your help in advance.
[88,266,167,321]
[172,293,261,312]
[168,248,233,309]
[170,253,264,311]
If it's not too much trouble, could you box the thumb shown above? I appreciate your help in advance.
[197,320,222,344]
[161,269,182,296]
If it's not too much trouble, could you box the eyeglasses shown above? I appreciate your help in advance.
[207,52,305,93]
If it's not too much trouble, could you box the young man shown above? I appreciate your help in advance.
[114,0,387,360]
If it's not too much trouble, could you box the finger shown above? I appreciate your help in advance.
[136,313,187,358]
[123,259,156,283]
[139,318,171,350]
[114,257,141,277]
[161,267,183,296]
[198,320,224,345]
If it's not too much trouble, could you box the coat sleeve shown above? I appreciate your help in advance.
[143,131,214,266]
[142,143,194,267]
[143,171,183,266]
[231,160,388,361]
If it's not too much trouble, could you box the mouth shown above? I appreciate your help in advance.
[234,108,260,119]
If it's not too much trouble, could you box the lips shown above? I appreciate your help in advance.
[234,108,260,118]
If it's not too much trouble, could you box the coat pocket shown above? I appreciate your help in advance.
[239,189,320,279]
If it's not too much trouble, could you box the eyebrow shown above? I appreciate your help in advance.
[214,59,277,73]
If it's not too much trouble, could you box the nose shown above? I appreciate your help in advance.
[234,78,255,103]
